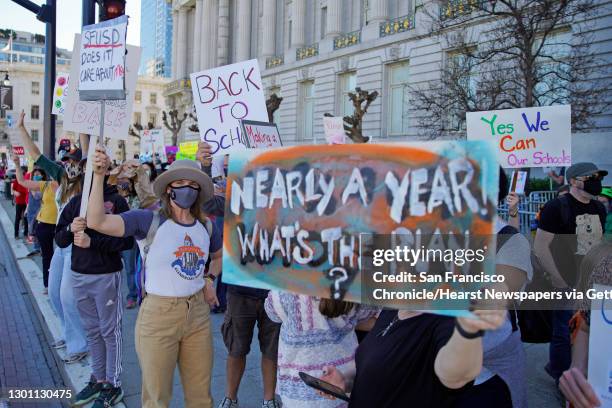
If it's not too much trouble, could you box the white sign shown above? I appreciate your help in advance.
[323,116,346,145]
[64,35,141,139]
[466,105,571,169]
[510,170,528,195]
[588,284,612,408]
[190,59,268,156]
[78,15,128,101]
[140,128,166,162]
[240,120,282,149]
[52,73,69,115]
[211,156,225,178]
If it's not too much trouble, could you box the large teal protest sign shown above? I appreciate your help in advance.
[222,141,499,311]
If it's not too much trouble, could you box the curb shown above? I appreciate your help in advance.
[0,203,127,408]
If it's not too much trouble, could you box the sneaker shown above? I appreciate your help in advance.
[92,383,123,408]
[42,288,48,295]
[51,340,66,349]
[218,397,239,408]
[27,249,40,257]
[62,352,88,364]
[72,377,102,406]
[262,399,281,408]
[126,299,137,309]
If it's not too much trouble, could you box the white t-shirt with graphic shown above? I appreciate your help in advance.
[120,210,222,297]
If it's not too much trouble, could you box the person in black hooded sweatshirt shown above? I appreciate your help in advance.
[55,171,133,408]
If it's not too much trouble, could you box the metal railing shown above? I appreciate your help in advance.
[334,30,361,50]
[296,43,319,61]
[439,0,483,20]
[380,14,415,37]
[497,190,557,235]
[266,55,284,69]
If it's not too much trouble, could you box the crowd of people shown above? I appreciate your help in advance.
[1,108,611,408]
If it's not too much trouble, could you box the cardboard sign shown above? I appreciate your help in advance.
[140,129,166,162]
[323,116,346,145]
[52,73,70,115]
[510,170,528,195]
[222,141,499,309]
[176,141,199,161]
[190,59,268,156]
[64,34,141,139]
[588,284,612,408]
[240,120,282,149]
[78,15,128,101]
[12,146,24,156]
[466,105,571,169]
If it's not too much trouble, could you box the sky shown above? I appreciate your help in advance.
[2,0,141,51]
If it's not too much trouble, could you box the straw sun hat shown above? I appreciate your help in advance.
[152,159,213,203]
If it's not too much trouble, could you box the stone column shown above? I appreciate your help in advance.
[176,7,188,78]
[192,0,202,72]
[261,0,276,58]
[171,9,178,78]
[200,0,215,69]
[235,0,252,61]
[217,0,230,65]
[325,0,342,38]
[292,0,306,48]
[369,0,388,23]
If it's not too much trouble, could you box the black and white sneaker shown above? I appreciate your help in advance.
[92,383,123,408]
[72,376,102,406]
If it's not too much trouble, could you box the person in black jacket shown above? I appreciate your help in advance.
[55,180,133,408]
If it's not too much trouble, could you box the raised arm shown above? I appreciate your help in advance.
[435,310,505,389]
[86,146,126,237]
[16,111,42,161]
[12,156,40,191]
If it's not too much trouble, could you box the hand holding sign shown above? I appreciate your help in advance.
[92,145,110,175]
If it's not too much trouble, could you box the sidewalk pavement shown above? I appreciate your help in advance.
[0,197,563,407]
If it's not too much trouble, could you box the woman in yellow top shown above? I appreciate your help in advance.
[14,110,89,362]
[13,156,58,290]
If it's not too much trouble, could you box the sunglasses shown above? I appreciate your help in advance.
[575,174,603,181]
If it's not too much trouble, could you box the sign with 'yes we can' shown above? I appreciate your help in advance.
[467,105,571,169]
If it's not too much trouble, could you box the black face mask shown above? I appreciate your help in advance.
[583,179,602,196]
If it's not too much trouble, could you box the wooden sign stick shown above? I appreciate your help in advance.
[79,101,105,218]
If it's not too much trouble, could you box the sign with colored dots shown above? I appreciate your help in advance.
[52,73,69,115]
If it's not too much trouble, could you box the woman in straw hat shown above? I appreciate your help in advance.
[87,146,222,408]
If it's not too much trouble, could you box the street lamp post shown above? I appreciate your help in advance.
[10,0,57,159]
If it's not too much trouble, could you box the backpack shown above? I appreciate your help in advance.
[498,225,553,343]
[135,210,213,304]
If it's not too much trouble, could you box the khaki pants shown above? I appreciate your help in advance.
[136,292,213,408]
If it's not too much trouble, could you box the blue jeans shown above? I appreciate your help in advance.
[548,309,573,381]
[48,245,88,355]
[121,247,138,301]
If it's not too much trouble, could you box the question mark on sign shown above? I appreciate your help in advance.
[327,266,348,300]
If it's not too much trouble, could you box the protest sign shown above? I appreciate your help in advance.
[140,128,164,154]
[12,146,24,156]
[190,59,268,156]
[165,146,178,163]
[64,35,141,139]
[240,120,282,149]
[466,105,571,169]
[176,141,199,161]
[52,73,69,115]
[222,141,499,310]
[323,116,346,145]
[212,156,225,178]
[510,170,528,195]
[588,284,612,408]
[78,15,128,101]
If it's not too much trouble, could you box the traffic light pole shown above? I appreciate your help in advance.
[42,0,56,160]
[82,0,96,25]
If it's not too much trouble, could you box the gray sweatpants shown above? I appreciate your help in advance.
[72,271,123,387]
